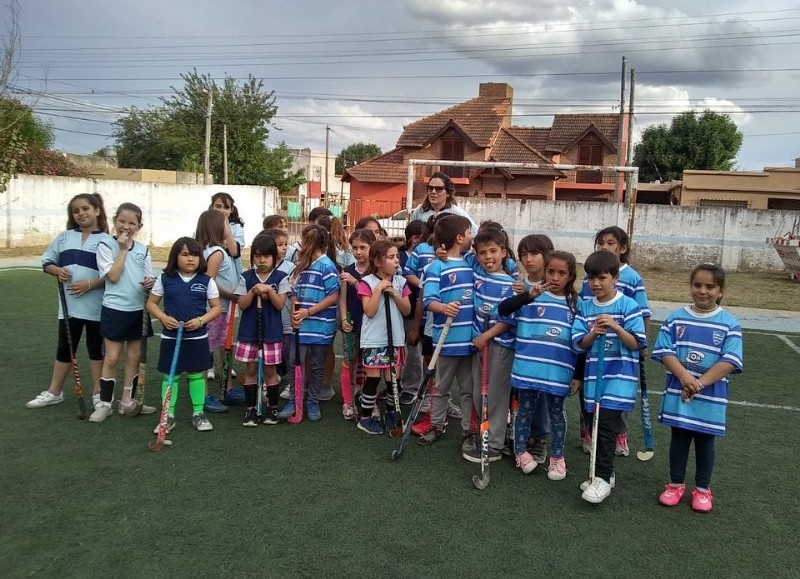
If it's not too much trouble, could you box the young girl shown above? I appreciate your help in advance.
[233,235,290,426]
[317,214,354,269]
[498,251,580,479]
[146,237,222,432]
[356,240,412,435]
[262,214,288,232]
[510,233,555,463]
[339,228,377,420]
[354,216,382,240]
[210,192,245,276]
[278,224,340,422]
[91,202,155,422]
[398,220,426,406]
[195,209,241,410]
[465,227,516,463]
[652,264,743,513]
[578,225,651,457]
[27,194,113,411]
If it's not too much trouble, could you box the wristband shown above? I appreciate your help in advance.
[196,317,204,327]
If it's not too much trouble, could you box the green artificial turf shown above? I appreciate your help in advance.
[1,270,798,578]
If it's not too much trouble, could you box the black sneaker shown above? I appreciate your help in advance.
[261,407,279,425]
[417,427,445,446]
[399,391,417,405]
[460,432,478,456]
[463,446,503,464]
[242,408,259,427]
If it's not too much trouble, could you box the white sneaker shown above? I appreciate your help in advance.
[280,384,292,400]
[581,477,613,503]
[580,473,616,492]
[207,368,216,380]
[371,404,381,420]
[193,412,213,431]
[26,390,64,408]
[117,402,157,415]
[92,393,101,409]
[342,402,355,420]
[89,401,113,423]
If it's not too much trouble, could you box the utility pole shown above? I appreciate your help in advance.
[203,89,213,185]
[614,56,627,202]
[624,68,636,209]
[324,125,331,207]
[223,123,228,185]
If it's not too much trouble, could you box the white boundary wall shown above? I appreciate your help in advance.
[2,175,278,248]
[459,198,799,272]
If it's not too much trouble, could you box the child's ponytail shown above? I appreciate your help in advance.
[291,224,329,281]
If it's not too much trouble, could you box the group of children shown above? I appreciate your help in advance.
[28,189,743,511]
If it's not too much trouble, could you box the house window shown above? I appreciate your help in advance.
[441,138,465,178]
[697,199,750,209]
[576,138,604,183]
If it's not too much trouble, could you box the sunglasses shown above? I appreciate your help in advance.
[426,186,446,193]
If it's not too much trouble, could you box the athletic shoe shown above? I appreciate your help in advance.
[357,416,385,435]
[277,400,296,420]
[342,402,355,420]
[261,407,279,425]
[691,488,714,513]
[515,451,537,474]
[207,368,216,380]
[222,388,246,406]
[582,477,612,504]
[89,401,113,423]
[446,400,462,419]
[307,400,322,421]
[280,384,292,400]
[117,402,157,415]
[658,484,686,507]
[463,447,503,464]
[582,431,592,454]
[242,408,259,427]
[203,395,228,413]
[384,410,400,433]
[411,414,433,436]
[152,415,177,434]
[371,403,381,420]
[547,457,567,481]
[26,390,64,408]
[399,391,417,405]
[460,433,478,458]
[318,384,335,401]
[418,396,431,414]
[192,412,213,431]
[615,433,630,457]
[417,427,445,446]
[92,393,101,409]
[581,474,616,492]
[530,438,547,464]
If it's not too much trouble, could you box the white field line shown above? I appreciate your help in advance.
[648,389,800,412]
[0,266,41,272]
[776,334,800,357]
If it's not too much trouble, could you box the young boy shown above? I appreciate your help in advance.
[419,215,475,448]
[572,250,646,504]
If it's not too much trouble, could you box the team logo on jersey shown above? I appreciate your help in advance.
[546,327,561,337]
[448,273,457,284]
[567,312,575,323]
[686,350,705,364]
[712,331,724,346]
[461,289,473,300]
[190,283,207,293]
[537,306,546,317]
[676,325,685,338]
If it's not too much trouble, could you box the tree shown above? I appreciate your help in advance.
[114,69,303,189]
[336,142,382,175]
[633,110,743,182]
[1,0,22,192]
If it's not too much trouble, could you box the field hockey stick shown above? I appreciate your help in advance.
[390,315,454,461]
[218,303,237,400]
[473,304,493,490]
[57,282,87,420]
[340,281,356,411]
[124,293,150,416]
[149,322,184,452]
[256,295,265,417]
[288,301,303,424]
[588,334,607,484]
[384,291,403,438]
[637,362,655,462]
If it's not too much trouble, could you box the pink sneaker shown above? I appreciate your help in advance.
[515,451,536,474]
[547,456,567,480]
[691,488,714,513]
[658,484,686,507]
[615,433,629,456]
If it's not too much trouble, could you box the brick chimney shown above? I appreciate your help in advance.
[478,82,513,99]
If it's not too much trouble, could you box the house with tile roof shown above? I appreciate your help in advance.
[342,83,630,224]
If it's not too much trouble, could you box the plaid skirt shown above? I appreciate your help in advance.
[234,341,283,364]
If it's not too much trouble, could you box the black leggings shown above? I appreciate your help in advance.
[56,318,103,363]
[669,427,716,489]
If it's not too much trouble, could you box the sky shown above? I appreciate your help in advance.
[8,0,800,172]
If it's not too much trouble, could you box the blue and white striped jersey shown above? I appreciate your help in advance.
[466,254,516,349]
[294,255,340,345]
[580,263,651,318]
[572,292,647,412]
[652,306,743,436]
[422,257,475,356]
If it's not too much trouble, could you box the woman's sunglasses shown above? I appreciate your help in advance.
[426,186,446,193]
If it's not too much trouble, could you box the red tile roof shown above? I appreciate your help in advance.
[486,129,564,177]
[343,147,410,184]
[507,126,553,153]
[547,114,620,152]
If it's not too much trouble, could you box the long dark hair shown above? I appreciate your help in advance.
[209,192,244,226]
[545,250,578,312]
[402,220,426,252]
[291,224,329,281]
[67,193,109,233]
[420,171,456,211]
[164,237,206,276]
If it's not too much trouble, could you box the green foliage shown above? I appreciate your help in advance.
[0,97,56,190]
[15,146,89,177]
[264,141,306,193]
[114,69,302,188]
[633,110,743,182]
[336,142,381,174]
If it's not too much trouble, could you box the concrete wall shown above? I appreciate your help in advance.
[459,198,800,272]
[2,175,278,249]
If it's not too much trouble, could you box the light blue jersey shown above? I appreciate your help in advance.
[504,292,578,397]
[572,292,647,412]
[403,242,435,278]
[203,245,239,313]
[423,257,474,356]
[580,263,651,318]
[96,239,153,312]
[42,229,114,322]
[295,255,340,345]
[466,254,516,349]
[652,306,743,436]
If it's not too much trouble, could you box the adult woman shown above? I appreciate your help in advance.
[409,172,478,236]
